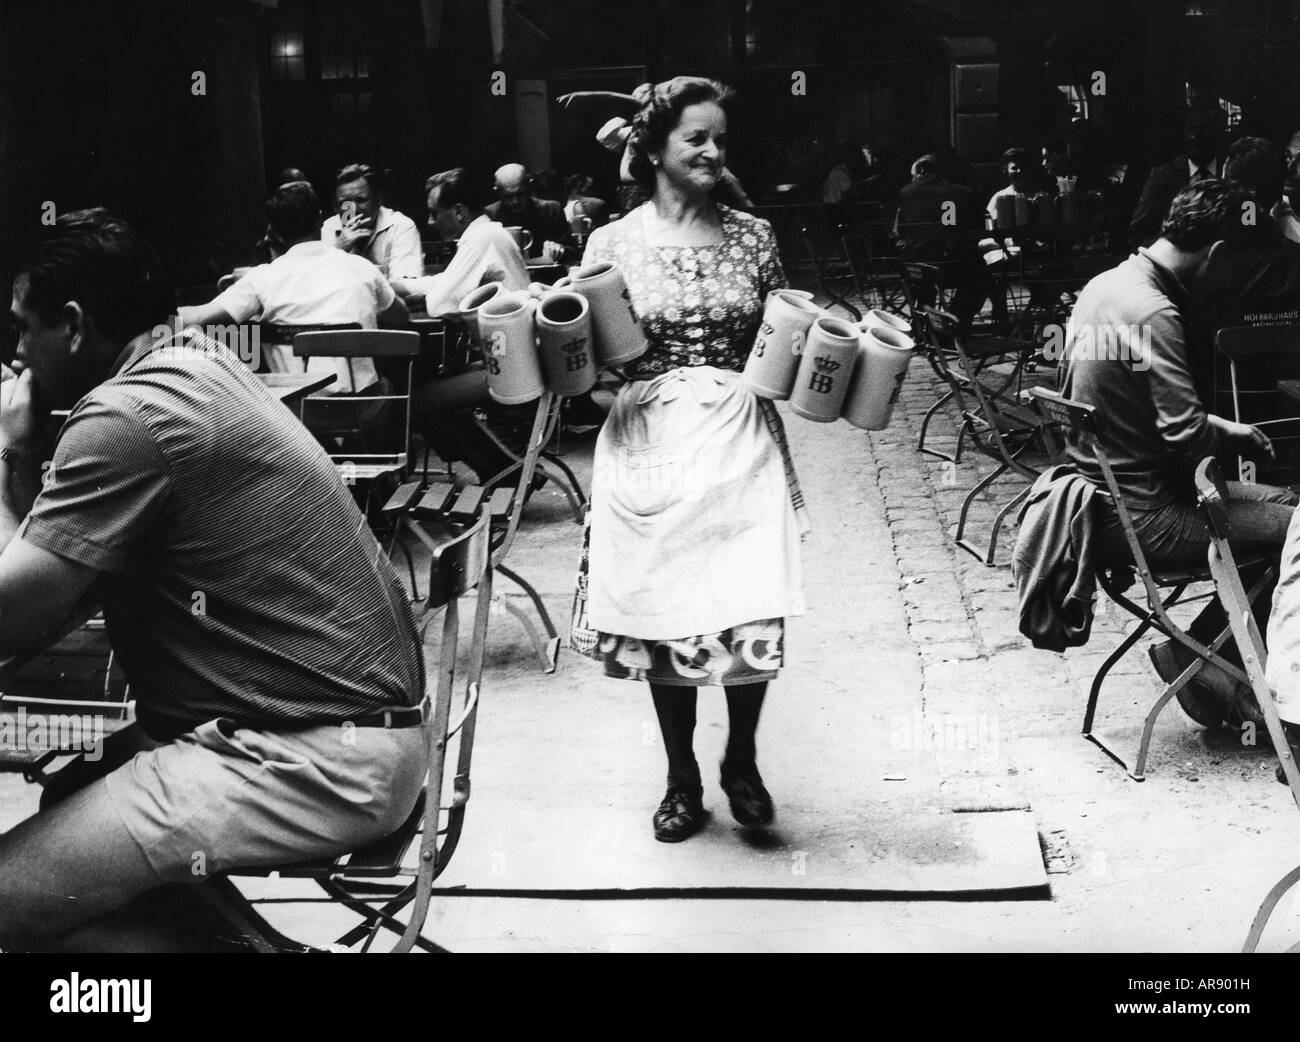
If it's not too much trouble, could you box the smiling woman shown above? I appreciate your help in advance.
[571,77,807,845]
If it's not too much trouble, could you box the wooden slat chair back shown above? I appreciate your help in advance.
[1029,387,1271,780]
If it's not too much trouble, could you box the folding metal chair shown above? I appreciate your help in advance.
[1030,387,1272,781]
[204,505,494,953]
[0,609,133,785]
[836,223,907,317]
[1196,459,1300,952]
[800,225,861,321]
[910,290,1034,464]
[923,309,1052,565]
[292,329,420,520]
[383,390,569,673]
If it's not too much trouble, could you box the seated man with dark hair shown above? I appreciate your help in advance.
[397,168,530,485]
[0,209,428,951]
[1187,136,1300,402]
[393,167,528,313]
[893,152,997,333]
[322,163,424,280]
[985,146,1040,225]
[181,181,408,396]
[1129,105,1226,248]
[1060,179,1298,726]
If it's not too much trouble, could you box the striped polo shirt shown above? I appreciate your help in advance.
[19,327,424,739]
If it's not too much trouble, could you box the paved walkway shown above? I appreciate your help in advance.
[5,318,1300,951]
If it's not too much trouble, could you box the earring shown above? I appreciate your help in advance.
[651,157,661,167]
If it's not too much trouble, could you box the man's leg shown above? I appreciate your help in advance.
[1136,482,1297,727]
[412,369,515,483]
[0,775,183,951]
[1222,480,1299,550]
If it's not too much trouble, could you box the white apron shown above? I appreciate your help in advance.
[586,366,807,639]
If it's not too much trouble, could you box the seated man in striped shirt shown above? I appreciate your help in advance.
[0,209,429,952]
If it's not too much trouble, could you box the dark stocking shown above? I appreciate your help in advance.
[649,683,699,787]
[723,681,767,767]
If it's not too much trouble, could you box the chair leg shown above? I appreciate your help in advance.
[917,390,958,462]
[1131,669,1195,782]
[496,563,560,673]
[536,457,586,522]
[540,449,587,505]
[983,482,1031,567]
[1243,864,1300,952]
[954,459,1009,562]
[1083,614,1155,736]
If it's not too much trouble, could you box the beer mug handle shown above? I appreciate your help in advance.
[520,230,534,253]
[791,330,806,356]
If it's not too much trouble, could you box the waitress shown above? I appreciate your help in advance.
[573,77,808,843]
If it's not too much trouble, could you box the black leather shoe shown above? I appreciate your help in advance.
[719,760,774,827]
[653,784,706,843]
[1148,640,1235,729]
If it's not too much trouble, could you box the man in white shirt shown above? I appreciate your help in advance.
[392,167,529,312]
[985,147,1038,225]
[398,168,529,484]
[321,163,424,281]
[180,183,408,395]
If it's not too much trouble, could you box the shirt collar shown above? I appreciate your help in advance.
[1189,156,1218,179]
[286,240,332,256]
[1134,246,1190,308]
[108,321,179,378]
[371,206,396,233]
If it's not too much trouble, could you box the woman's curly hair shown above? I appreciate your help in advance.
[626,76,735,188]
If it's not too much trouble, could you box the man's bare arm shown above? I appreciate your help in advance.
[0,537,99,657]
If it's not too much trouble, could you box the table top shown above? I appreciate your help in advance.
[1278,380,1300,404]
[256,371,336,405]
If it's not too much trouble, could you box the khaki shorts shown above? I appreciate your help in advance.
[104,717,429,881]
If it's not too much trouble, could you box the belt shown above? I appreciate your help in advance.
[218,697,430,735]
[343,698,429,729]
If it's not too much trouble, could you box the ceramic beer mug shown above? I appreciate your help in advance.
[561,261,647,366]
[536,291,597,396]
[458,282,505,342]
[477,292,545,405]
[788,317,860,422]
[505,226,533,255]
[995,194,1016,229]
[743,289,823,399]
[858,308,911,337]
[842,324,915,431]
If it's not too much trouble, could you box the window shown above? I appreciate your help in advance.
[1056,84,1089,121]
[270,31,306,81]
[1219,97,1242,131]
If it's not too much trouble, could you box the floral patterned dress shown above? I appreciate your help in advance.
[570,203,808,687]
